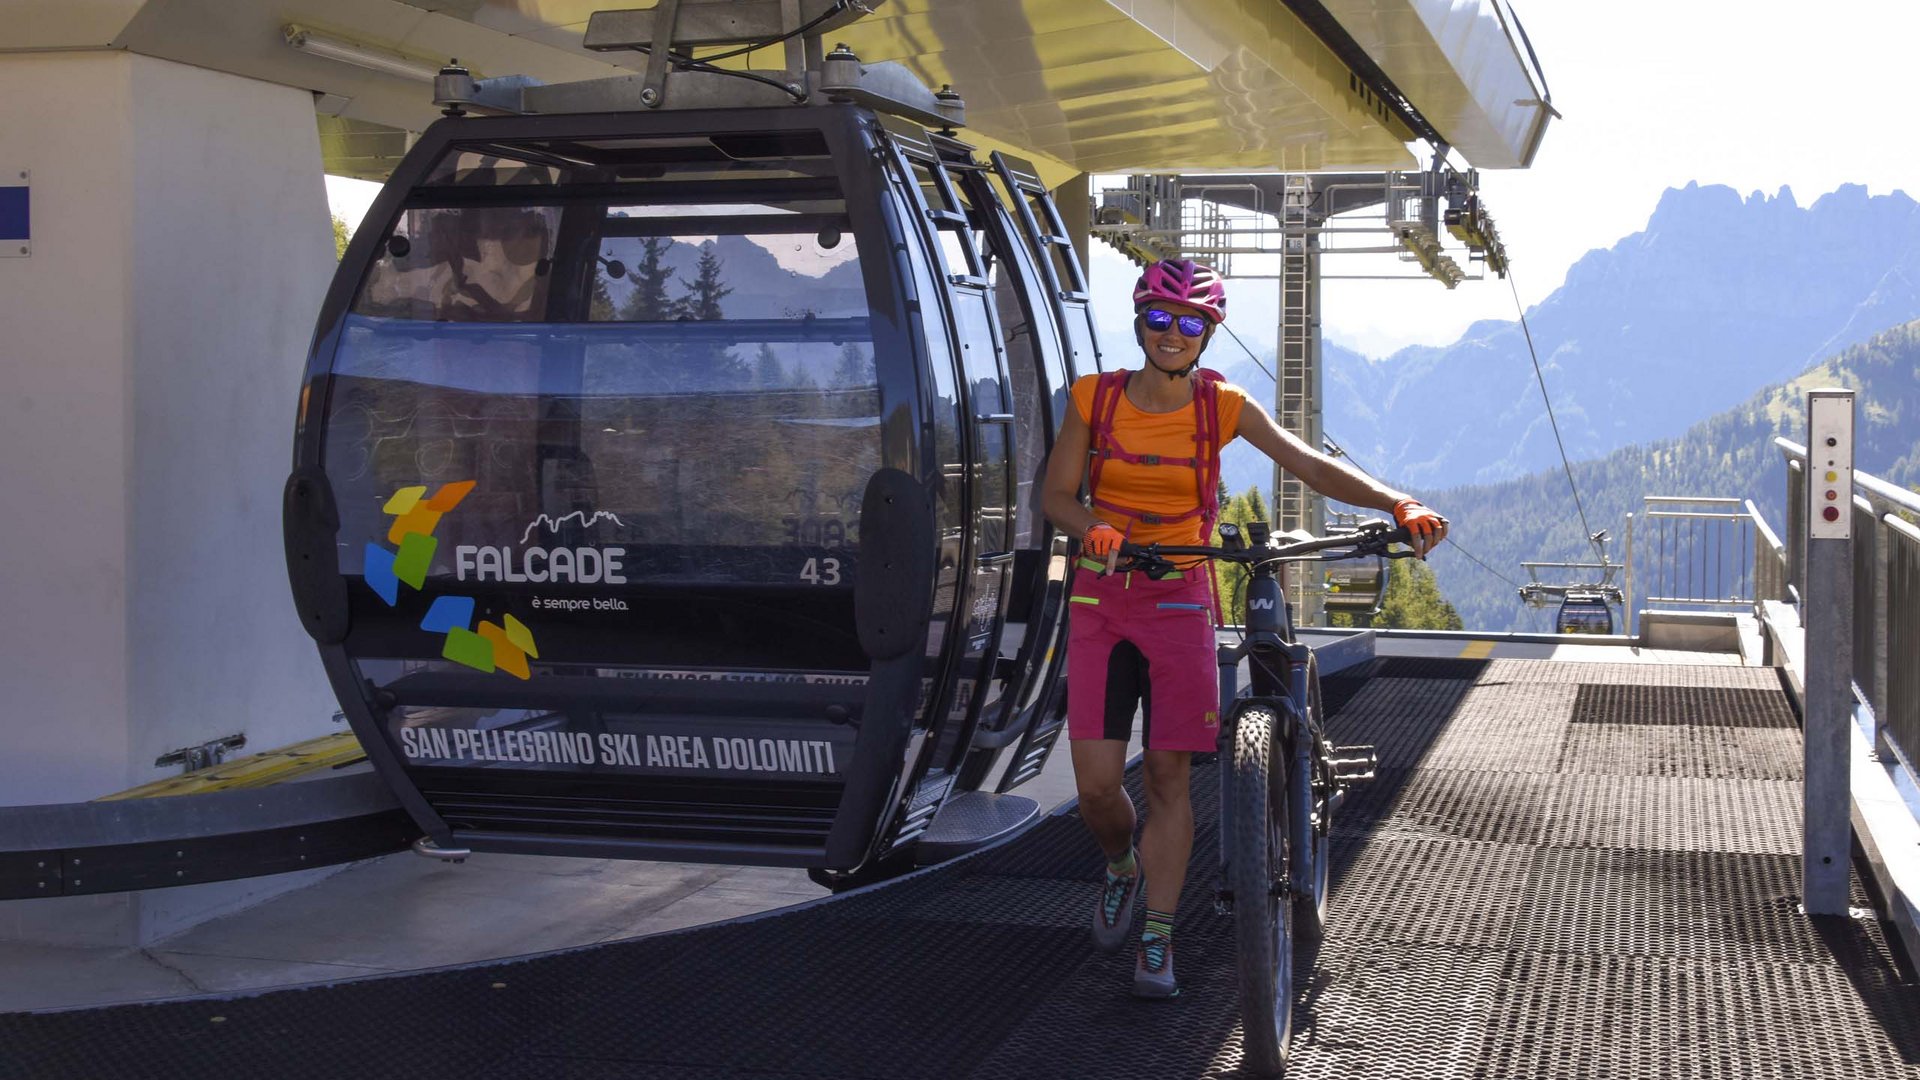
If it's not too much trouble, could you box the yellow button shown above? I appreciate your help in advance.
[1825,470,1838,482]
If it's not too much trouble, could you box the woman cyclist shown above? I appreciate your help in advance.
[1040,258,1447,997]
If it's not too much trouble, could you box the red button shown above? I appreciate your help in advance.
[1823,506,1841,522]
[1826,490,1838,501]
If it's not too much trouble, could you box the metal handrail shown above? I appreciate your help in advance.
[1882,513,1920,773]
[1776,438,1920,774]
[1749,499,1788,604]
[1639,496,1755,610]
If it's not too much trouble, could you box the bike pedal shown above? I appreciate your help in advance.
[1328,743,1378,784]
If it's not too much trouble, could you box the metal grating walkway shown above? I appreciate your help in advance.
[5,657,1918,1079]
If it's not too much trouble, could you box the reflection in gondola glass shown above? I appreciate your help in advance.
[327,195,878,588]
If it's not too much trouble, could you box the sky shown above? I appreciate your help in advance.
[1306,0,1920,356]
[329,1,1920,358]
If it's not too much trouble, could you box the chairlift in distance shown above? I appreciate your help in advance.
[1322,512,1389,620]
[282,2,1107,887]
[1553,590,1616,635]
[1519,529,1624,636]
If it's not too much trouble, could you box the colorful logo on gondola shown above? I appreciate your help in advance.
[363,481,540,680]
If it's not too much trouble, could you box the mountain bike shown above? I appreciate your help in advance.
[1117,519,1413,1076]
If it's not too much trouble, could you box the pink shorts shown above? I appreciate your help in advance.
[1066,560,1222,752]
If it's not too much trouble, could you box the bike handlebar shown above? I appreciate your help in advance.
[1110,520,1416,576]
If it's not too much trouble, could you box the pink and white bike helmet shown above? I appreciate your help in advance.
[1132,258,1227,324]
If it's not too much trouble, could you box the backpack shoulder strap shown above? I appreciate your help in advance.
[1085,370,1130,499]
[1191,371,1226,535]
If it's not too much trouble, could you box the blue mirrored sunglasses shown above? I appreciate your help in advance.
[1142,308,1209,338]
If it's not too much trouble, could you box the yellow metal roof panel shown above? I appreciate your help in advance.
[89,0,1424,178]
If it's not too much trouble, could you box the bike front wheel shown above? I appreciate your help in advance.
[1230,706,1293,1076]
[1294,668,1331,946]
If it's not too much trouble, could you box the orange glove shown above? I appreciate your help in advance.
[1392,499,1447,557]
[1082,522,1124,559]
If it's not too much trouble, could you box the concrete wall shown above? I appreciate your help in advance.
[0,52,345,943]
[121,54,341,791]
[0,51,136,808]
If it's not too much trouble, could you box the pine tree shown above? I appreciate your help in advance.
[833,343,874,387]
[1374,558,1464,630]
[1213,485,1270,624]
[620,237,675,321]
[1244,485,1269,528]
[679,242,744,384]
[755,343,787,388]
[680,242,733,320]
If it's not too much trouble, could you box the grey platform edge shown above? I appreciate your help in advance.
[1296,627,1377,676]
[0,773,412,899]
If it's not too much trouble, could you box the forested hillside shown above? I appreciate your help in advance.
[1424,319,1920,632]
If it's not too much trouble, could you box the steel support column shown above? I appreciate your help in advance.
[1276,176,1325,625]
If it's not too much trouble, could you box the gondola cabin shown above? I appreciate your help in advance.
[283,38,1103,883]
[1555,591,1615,635]
[1323,564,1387,617]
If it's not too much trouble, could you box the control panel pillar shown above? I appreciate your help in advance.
[1802,388,1855,916]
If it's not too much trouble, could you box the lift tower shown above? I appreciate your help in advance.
[1095,164,1506,624]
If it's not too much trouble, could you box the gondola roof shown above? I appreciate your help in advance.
[25,0,1551,183]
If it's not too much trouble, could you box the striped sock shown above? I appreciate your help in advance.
[1107,847,1137,877]
[1143,908,1174,943]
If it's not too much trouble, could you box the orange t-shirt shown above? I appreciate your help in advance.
[1072,372,1249,547]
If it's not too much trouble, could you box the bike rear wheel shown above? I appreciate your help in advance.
[1230,706,1293,1076]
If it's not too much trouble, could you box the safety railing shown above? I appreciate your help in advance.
[1778,438,1920,772]
[1751,498,1789,605]
[1632,496,1757,609]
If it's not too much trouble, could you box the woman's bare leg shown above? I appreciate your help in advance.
[1138,749,1193,913]
[1071,739,1136,859]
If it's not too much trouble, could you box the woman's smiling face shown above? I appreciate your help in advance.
[1138,299,1213,373]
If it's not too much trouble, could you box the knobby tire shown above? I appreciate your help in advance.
[1230,706,1293,1076]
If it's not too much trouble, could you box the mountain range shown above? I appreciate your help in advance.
[1212,183,1920,499]
[1190,182,1920,631]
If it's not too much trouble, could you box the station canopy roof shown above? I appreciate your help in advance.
[7,0,1552,185]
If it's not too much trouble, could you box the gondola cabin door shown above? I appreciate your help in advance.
[870,121,1019,846]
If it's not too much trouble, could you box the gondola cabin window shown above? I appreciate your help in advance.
[325,138,880,601]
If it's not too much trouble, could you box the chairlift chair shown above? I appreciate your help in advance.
[1322,517,1388,619]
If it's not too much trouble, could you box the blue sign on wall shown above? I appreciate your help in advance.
[1,171,30,256]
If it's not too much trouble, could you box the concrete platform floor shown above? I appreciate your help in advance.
[0,638,1743,1013]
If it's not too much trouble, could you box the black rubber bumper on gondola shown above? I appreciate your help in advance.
[0,774,411,901]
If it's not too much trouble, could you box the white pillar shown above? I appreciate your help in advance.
[0,51,344,943]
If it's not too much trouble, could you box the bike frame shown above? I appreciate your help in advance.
[1117,523,1404,915]
[1214,559,1319,904]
